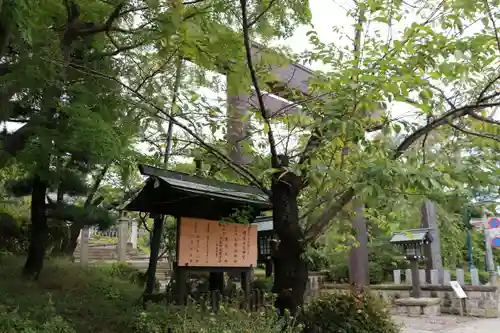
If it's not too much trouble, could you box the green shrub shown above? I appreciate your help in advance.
[307,247,329,271]
[109,262,146,283]
[368,262,385,284]
[301,289,399,333]
[328,261,350,283]
[0,211,29,253]
[252,276,273,292]
[0,305,76,333]
[135,303,299,333]
[329,262,388,284]
[0,255,293,333]
[479,271,490,284]
[103,262,160,291]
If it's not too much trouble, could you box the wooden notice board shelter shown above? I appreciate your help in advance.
[252,216,275,276]
[125,164,271,303]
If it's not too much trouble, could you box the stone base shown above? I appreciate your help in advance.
[394,297,441,317]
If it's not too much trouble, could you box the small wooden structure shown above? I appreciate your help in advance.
[125,164,271,304]
[252,215,275,276]
[390,228,433,298]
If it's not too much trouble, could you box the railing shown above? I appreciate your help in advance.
[86,219,141,249]
[89,226,118,239]
[392,268,488,286]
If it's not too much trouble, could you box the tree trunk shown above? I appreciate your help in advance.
[23,174,48,279]
[271,172,308,314]
[59,222,81,256]
[57,164,110,256]
[209,272,225,292]
[144,214,164,294]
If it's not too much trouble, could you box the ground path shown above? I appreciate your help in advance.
[395,315,500,333]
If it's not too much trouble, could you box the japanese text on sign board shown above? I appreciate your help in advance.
[177,217,258,267]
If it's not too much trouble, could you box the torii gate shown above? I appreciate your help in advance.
[225,45,319,164]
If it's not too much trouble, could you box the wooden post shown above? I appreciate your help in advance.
[265,257,273,277]
[80,226,89,266]
[176,266,187,305]
[130,219,138,249]
[459,298,465,316]
[117,214,128,262]
[241,269,252,310]
[410,260,421,298]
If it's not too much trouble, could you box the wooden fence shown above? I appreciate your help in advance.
[144,288,272,312]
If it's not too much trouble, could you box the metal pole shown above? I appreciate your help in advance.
[483,208,496,284]
[463,205,474,271]
[466,229,474,271]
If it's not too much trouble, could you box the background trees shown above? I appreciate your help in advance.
[0,0,498,311]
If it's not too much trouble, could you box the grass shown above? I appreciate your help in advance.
[0,255,143,333]
[0,254,294,333]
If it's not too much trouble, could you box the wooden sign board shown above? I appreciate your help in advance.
[177,217,258,267]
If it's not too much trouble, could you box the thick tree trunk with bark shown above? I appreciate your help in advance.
[271,172,308,314]
[23,175,49,279]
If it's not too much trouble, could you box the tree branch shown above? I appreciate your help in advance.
[134,47,181,92]
[64,0,81,23]
[483,0,500,52]
[304,188,356,242]
[50,58,269,194]
[372,1,444,70]
[247,0,277,28]
[269,92,332,119]
[298,127,322,165]
[304,99,500,241]
[365,115,408,132]
[394,102,500,158]
[449,123,500,143]
[90,39,148,59]
[239,0,279,167]
[478,72,500,102]
[469,111,500,126]
[183,0,207,4]
[77,2,125,35]
[84,164,110,208]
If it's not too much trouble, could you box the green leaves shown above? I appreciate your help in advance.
[5,177,33,197]
[47,203,118,229]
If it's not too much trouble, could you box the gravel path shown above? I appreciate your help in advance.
[395,315,500,333]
